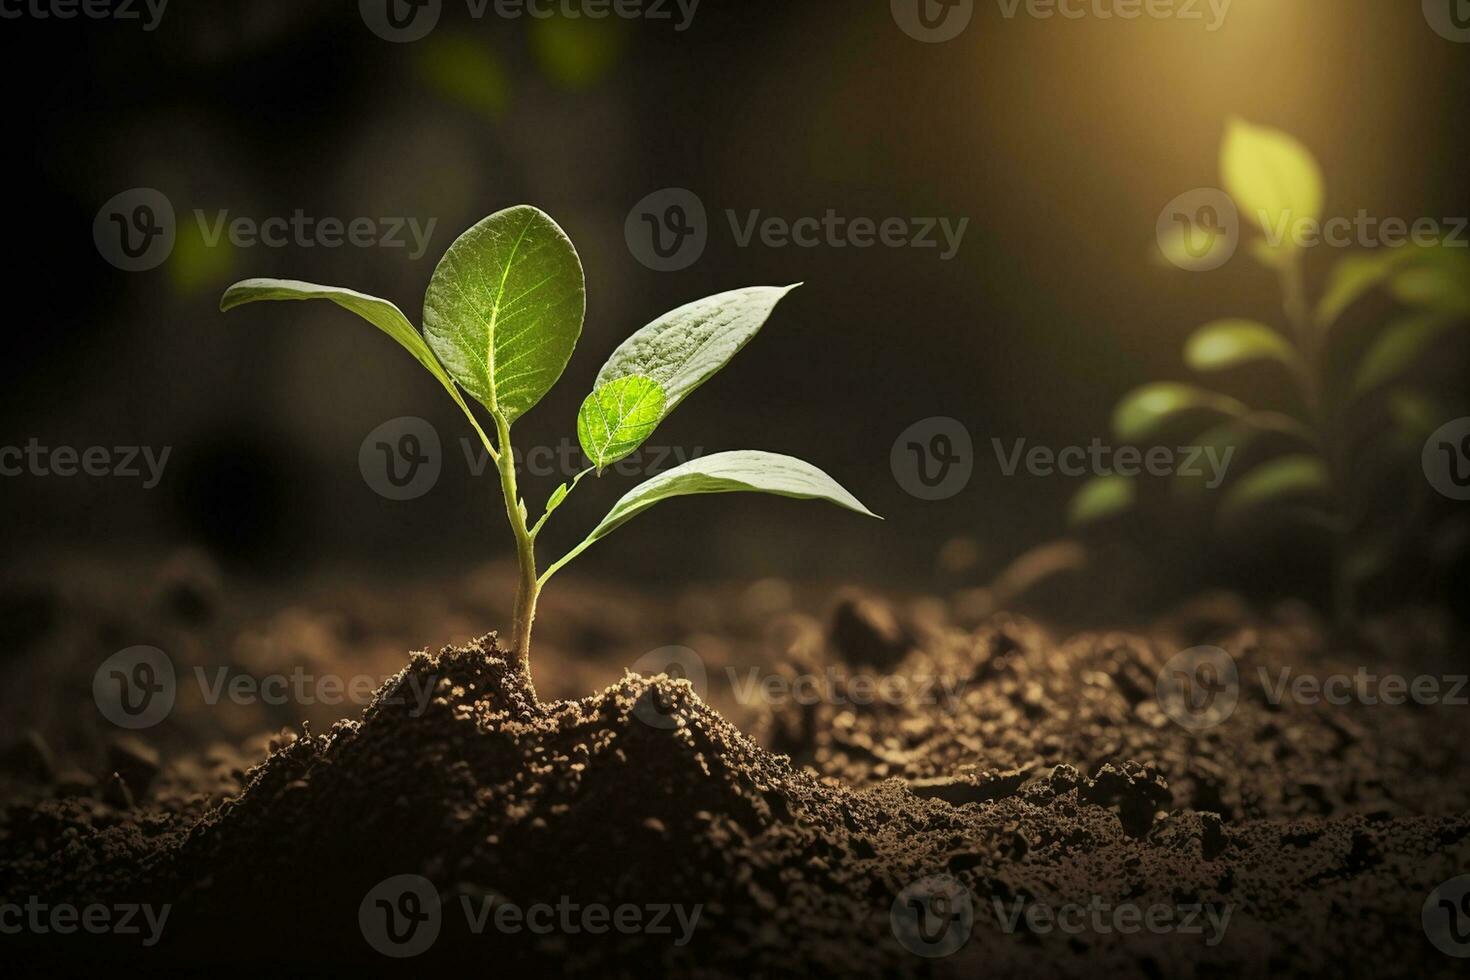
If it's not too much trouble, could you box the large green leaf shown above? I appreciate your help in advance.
[571,450,876,558]
[1352,313,1459,395]
[1184,319,1298,372]
[1068,475,1134,527]
[576,375,667,470]
[422,205,586,424]
[220,278,459,397]
[1219,454,1330,523]
[596,283,799,407]
[1221,118,1323,253]
[1113,383,1247,442]
[1316,251,1412,327]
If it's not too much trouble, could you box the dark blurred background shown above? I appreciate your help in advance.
[2,0,1467,614]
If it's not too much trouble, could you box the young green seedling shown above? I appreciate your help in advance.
[1074,120,1469,622]
[221,205,877,691]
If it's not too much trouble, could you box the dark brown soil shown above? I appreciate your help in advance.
[3,597,1469,977]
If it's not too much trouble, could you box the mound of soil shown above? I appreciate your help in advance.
[4,614,1469,977]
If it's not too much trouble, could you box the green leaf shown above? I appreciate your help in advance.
[1316,251,1411,327]
[1184,319,1298,372]
[592,284,800,438]
[1221,118,1323,250]
[1113,383,1247,442]
[1219,454,1330,522]
[1391,249,1470,314]
[574,450,877,556]
[220,278,460,396]
[1352,313,1459,395]
[576,375,667,470]
[423,205,586,424]
[1068,476,1134,526]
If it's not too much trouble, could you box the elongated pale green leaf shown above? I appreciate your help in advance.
[584,450,876,549]
[423,206,586,424]
[1219,454,1330,523]
[576,375,667,470]
[1113,383,1247,442]
[1352,313,1459,395]
[1068,475,1134,526]
[597,284,799,410]
[220,278,459,396]
[1221,118,1323,251]
[1185,319,1298,372]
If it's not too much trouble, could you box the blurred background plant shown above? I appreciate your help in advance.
[1071,120,1470,626]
